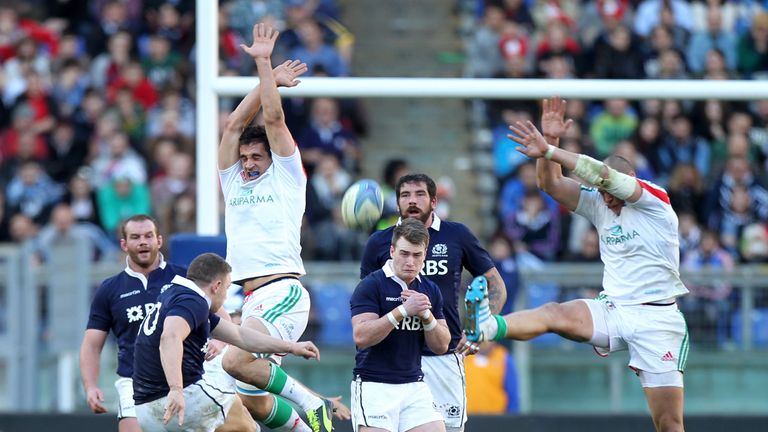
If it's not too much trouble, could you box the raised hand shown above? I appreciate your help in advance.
[508,120,549,159]
[540,96,573,141]
[290,341,321,360]
[240,22,279,59]
[274,59,308,88]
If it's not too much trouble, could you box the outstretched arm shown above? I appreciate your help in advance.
[246,23,296,157]
[509,118,642,203]
[218,57,307,169]
[529,97,582,211]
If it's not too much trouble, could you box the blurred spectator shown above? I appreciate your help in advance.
[498,162,558,224]
[467,2,507,78]
[106,61,159,110]
[151,152,195,234]
[0,190,10,242]
[707,156,768,232]
[36,202,117,262]
[51,59,91,118]
[8,212,39,244]
[653,114,711,184]
[681,229,734,343]
[110,87,146,144]
[145,88,195,142]
[503,189,560,261]
[96,177,151,236]
[614,140,655,181]
[376,158,410,231]
[592,24,645,79]
[5,160,63,224]
[0,7,58,62]
[737,12,768,78]
[531,0,579,31]
[488,234,520,315]
[633,0,693,38]
[589,99,638,157]
[718,185,756,252]
[91,131,147,185]
[491,102,534,178]
[166,193,196,234]
[500,0,534,31]
[465,342,519,414]
[740,222,768,262]
[297,97,358,171]
[667,163,707,219]
[89,31,133,90]
[686,6,737,75]
[694,100,730,155]
[642,26,683,78]
[534,21,580,77]
[62,171,102,227]
[226,0,284,48]
[83,1,135,55]
[289,18,348,76]
[678,211,702,260]
[45,120,87,183]
[3,37,52,103]
[141,34,183,90]
[8,72,58,139]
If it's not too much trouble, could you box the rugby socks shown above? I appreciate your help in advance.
[477,301,508,341]
[263,395,311,432]
[264,362,324,412]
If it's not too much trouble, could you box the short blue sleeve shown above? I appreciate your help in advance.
[459,224,495,276]
[166,296,209,330]
[209,313,221,331]
[86,282,112,331]
[350,276,381,317]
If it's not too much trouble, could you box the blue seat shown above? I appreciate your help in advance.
[313,283,354,346]
[731,308,768,348]
[168,234,227,268]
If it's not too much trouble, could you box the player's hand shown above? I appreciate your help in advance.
[164,387,185,426]
[540,96,573,142]
[240,22,278,59]
[273,59,308,88]
[402,292,431,316]
[205,339,227,361]
[290,341,321,360]
[508,120,549,159]
[328,395,352,420]
[85,386,107,414]
[456,333,480,357]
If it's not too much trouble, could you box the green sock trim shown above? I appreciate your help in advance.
[263,396,294,429]
[264,363,289,394]
[493,315,507,341]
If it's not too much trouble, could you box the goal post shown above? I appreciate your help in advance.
[196,0,768,235]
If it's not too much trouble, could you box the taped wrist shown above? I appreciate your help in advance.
[572,154,605,185]
[423,318,438,331]
[601,167,637,200]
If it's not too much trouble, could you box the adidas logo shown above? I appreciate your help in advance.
[661,351,675,362]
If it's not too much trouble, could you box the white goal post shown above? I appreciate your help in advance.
[196,0,768,235]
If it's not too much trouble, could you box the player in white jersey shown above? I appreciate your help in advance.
[217,23,344,432]
[464,97,689,432]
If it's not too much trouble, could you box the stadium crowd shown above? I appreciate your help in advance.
[0,0,365,262]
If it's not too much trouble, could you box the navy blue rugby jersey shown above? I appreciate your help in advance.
[86,259,187,377]
[350,264,444,384]
[360,215,494,354]
[133,275,221,404]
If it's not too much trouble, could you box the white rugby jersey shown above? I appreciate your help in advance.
[218,148,306,282]
[574,180,688,305]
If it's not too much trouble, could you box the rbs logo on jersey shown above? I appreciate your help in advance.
[395,316,424,331]
[421,259,448,276]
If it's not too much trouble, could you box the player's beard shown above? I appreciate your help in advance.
[401,205,433,224]
[129,246,159,269]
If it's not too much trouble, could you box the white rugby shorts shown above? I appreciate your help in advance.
[115,377,135,419]
[135,377,236,432]
[350,378,444,432]
[422,353,467,429]
[583,295,689,383]
[236,278,310,396]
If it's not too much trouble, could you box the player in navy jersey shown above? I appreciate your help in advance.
[351,219,450,432]
[360,173,507,432]
[79,215,191,432]
[133,252,321,431]
[79,215,252,432]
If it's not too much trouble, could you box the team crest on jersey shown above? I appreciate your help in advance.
[601,225,639,246]
[431,243,448,257]
[126,305,144,323]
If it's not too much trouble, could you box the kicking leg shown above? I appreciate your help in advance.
[464,276,593,342]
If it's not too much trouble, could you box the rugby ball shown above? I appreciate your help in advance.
[341,179,384,230]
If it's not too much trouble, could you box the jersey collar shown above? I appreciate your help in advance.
[396,213,441,231]
[382,259,421,291]
[171,275,211,307]
[124,253,168,290]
